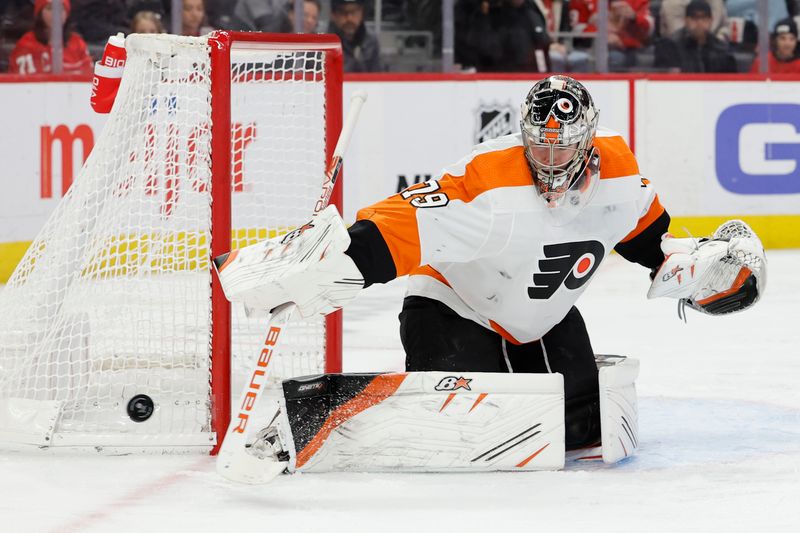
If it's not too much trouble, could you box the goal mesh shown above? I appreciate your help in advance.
[0,33,341,451]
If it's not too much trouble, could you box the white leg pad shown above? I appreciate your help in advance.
[282,372,567,473]
[597,355,640,463]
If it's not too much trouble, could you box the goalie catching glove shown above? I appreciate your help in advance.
[647,219,766,316]
[213,205,364,318]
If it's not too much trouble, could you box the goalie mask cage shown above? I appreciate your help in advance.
[0,32,343,453]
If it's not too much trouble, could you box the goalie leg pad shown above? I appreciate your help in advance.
[277,372,566,473]
[596,355,640,463]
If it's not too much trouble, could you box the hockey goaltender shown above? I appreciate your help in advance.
[214,76,767,483]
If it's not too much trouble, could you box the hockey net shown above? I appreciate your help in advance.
[0,32,343,452]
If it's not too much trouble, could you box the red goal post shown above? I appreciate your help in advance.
[209,31,344,454]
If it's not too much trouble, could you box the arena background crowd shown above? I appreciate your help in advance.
[0,0,799,75]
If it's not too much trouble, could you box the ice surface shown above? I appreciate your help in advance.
[1,251,798,533]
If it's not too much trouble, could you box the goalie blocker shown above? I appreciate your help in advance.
[236,356,638,482]
[213,205,363,319]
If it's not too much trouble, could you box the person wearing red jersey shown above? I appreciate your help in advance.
[216,76,767,475]
[568,0,654,70]
[750,17,800,74]
[9,0,92,75]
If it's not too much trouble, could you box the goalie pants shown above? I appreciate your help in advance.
[399,296,600,450]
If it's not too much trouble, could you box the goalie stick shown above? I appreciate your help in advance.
[215,91,368,483]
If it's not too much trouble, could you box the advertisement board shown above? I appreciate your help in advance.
[1,75,798,281]
[636,80,800,215]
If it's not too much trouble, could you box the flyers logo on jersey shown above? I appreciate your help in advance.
[528,241,605,299]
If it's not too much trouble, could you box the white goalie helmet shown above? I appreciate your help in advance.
[520,76,600,221]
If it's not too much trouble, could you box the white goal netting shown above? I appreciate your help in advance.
[0,33,339,451]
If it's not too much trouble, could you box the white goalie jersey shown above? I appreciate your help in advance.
[354,129,667,344]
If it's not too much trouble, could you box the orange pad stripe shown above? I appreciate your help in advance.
[695,266,752,305]
[216,249,239,273]
[469,393,488,413]
[295,373,407,469]
[515,442,551,468]
[439,392,457,413]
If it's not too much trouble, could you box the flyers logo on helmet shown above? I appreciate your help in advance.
[556,98,574,114]
[531,89,582,125]
[528,241,605,299]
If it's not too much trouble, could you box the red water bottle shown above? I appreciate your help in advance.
[90,33,127,114]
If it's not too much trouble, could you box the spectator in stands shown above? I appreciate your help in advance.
[654,0,737,72]
[329,0,382,72]
[659,0,729,41]
[230,0,285,31]
[567,0,598,50]
[297,0,321,33]
[750,17,800,73]
[8,0,93,75]
[494,0,554,72]
[568,0,653,71]
[726,0,791,36]
[540,0,591,72]
[606,0,653,70]
[202,0,235,29]
[568,0,592,32]
[725,0,792,54]
[405,0,442,54]
[454,0,505,72]
[272,0,321,33]
[72,0,129,44]
[182,0,214,36]
[130,10,165,34]
[128,1,170,16]
[0,0,32,71]
[455,0,551,73]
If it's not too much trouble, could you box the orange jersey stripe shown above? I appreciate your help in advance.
[619,194,665,243]
[295,374,407,469]
[489,319,523,345]
[410,265,450,287]
[357,133,640,278]
[356,193,423,277]
[594,135,640,179]
[357,145,531,277]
